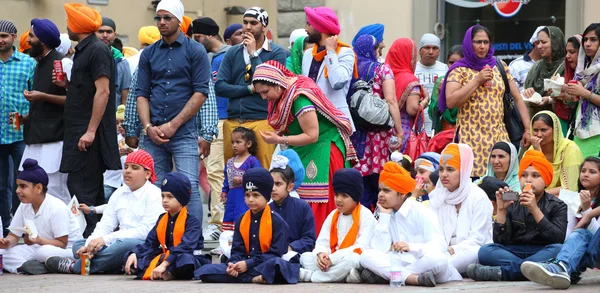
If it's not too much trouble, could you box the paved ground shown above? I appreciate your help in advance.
[2,270,600,292]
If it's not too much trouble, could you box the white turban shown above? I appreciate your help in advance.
[57,33,71,56]
[156,0,184,23]
[419,33,441,50]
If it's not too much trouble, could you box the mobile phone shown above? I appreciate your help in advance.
[502,191,519,202]
[415,176,424,186]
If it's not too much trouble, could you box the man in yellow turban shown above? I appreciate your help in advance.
[125,26,160,74]
[359,161,462,287]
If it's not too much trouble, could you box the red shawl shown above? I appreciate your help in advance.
[386,38,425,108]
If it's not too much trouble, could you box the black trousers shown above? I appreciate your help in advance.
[66,145,106,237]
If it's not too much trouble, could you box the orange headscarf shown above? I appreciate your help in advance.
[441,143,461,171]
[180,16,192,36]
[64,3,102,34]
[311,41,359,79]
[239,205,272,254]
[519,150,554,187]
[379,161,416,195]
[330,203,362,255]
[18,30,31,53]
[142,207,188,280]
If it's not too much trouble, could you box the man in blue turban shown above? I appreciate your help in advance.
[351,23,384,47]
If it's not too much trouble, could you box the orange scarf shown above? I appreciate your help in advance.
[239,205,273,254]
[142,207,187,280]
[330,204,362,255]
[312,41,359,79]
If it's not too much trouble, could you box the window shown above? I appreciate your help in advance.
[88,0,109,5]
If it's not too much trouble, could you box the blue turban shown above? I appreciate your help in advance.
[18,159,49,187]
[161,172,191,206]
[31,18,61,49]
[332,168,363,203]
[278,149,305,191]
[243,168,273,201]
[224,23,242,41]
[352,23,384,47]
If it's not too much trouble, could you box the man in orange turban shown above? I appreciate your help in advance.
[64,3,102,37]
[469,150,567,283]
[18,30,31,53]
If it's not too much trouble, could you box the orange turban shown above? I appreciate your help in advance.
[519,150,553,187]
[64,3,102,34]
[379,162,416,195]
[180,15,192,36]
[18,30,30,53]
[441,143,461,170]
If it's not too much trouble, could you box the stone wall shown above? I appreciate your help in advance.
[277,0,325,48]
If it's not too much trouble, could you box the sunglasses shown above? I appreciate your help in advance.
[154,15,174,22]
[472,40,490,45]
[244,64,252,82]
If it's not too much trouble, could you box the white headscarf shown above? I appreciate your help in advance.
[156,0,184,23]
[57,33,71,56]
[429,143,474,243]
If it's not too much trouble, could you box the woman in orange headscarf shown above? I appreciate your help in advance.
[386,38,428,151]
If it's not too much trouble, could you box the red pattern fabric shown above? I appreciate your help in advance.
[311,143,344,236]
[125,150,157,183]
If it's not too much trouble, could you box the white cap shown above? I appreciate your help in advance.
[530,26,545,44]
[289,29,308,49]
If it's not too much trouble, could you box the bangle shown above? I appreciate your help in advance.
[282,135,289,147]
[248,85,253,94]
[588,91,594,101]
[90,206,95,215]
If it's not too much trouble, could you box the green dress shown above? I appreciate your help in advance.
[286,95,349,203]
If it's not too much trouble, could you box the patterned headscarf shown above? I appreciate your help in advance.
[244,7,268,27]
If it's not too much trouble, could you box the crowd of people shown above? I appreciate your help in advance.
[0,0,599,289]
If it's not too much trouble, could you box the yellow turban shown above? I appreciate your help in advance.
[64,3,102,34]
[379,162,416,195]
[19,30,31,53]
[138,26,160,45]
[122,46,139,58]
[116,105,125,120]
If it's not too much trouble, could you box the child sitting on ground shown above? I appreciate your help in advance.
[124,172,208,280]
[299,168,377,283]
[195,168,299,284]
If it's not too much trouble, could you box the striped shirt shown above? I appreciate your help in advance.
[0,48,36,144]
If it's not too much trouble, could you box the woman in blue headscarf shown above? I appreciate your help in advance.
[476,141,521,192]
[350,34,403,211]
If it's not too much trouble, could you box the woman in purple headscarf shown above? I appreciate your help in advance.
[350,34,403,211]
[439,25,530,178]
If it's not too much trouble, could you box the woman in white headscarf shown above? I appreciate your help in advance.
[429,143,493,274]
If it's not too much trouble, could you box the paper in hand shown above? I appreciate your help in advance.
[558,189,581,215]
[68,195,87,235]
[24,219,38,238]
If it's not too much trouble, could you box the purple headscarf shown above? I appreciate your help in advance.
[354,34,379,81]
[438,25,497,112]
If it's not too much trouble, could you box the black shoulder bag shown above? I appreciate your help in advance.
[497,59,524,150]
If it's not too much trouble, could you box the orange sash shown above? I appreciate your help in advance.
[312,41,359,79]
[239,205,272,254]
[330,204,362,255]
[142,207,188,280]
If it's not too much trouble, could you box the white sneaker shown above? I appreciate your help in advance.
[299,268,313,282]
[203,224,222,241]
[346,268,362,284]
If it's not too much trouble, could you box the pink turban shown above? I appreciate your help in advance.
[304,6,340,35]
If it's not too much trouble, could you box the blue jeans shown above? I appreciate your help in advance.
[556,228,600,275]
[142,133,202,221]
[71,238,144,274]
[478,243,563,281]
[103,185,117,203]
[0,141,25,235]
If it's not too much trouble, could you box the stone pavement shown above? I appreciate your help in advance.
[1,269,600,293]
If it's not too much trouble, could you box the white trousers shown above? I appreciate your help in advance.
[360,249,461,285]
[451,246,480,274]
[0,244,74,273]
[218,230,234,258]
[300,251,360,283]
[48,171,71,204]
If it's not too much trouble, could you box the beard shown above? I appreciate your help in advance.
[306,31,321,45]
[28,42,44,58]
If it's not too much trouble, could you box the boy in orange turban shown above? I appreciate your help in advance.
[468,150,567,282]
[359,162,462,287]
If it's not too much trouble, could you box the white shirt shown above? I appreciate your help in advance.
[9,195,82,248]
[125,49,143,76]
[86,181,163,246]
[370,199,446,262]
[62,58,73,82]
[429,184,493,251]
[415,61,448,136]
[313,205,376,264]
[19,142,63,174]
[243,38,270,65]
[103,133,126,188]
[509,55,536,92]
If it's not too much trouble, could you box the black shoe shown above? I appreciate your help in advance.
[571,270,583,285]
[418,271,436,287]
[360,268,388,284]
[467,264,502,281]
[45,256,74,274]
[18,260,51,275]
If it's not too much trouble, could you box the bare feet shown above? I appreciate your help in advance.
[162,271,174,281]
[252,275,267,284]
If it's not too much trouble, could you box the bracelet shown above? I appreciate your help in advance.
[588,91,594,101]
[248,85,253,94]
[90,206,95,215]
[144,123,152,132]
[282,135,289,147]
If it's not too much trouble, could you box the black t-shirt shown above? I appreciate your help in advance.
[24,50,67,145]
[60,34,120,173]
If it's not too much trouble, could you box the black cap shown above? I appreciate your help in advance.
[192,17,219,36]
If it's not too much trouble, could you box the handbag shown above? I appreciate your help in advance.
[405,106,429,161]
[497,59,524,148]
[349,63,393,131]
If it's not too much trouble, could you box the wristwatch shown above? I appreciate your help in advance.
[249,51,259,59]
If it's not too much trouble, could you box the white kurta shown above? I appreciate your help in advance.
[20,142,70,204]
[429,184,494,273]
[300,205,376,282]
[360,199,462,285]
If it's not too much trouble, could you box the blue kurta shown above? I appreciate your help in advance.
[195,208,300,284]
[269,195,316,262]
[124,211,208,280]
